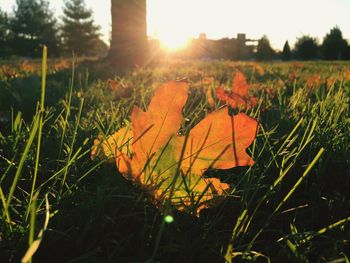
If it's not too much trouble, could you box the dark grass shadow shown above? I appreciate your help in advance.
[32,166,233,263]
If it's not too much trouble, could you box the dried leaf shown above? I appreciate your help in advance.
[91,125,133,161]
[206,88,215,108]
[107,79,133,97]
[107,79,118,91]
[306,74,322,88]
[232,71,250,97]
[179,110,257,175]
[93,81,258,215]
[131,81,189,166]
[216,71,258,110]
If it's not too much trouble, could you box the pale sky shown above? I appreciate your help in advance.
[2,0,350,50]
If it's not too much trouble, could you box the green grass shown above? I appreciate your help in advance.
[0,56,350,262]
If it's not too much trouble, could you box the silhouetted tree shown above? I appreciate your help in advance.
[0,9,12,57]
[282,40,291,61]
[109,0,148,68]
[345,45,350,60]
[10,0,60,57]
[256,35,275,61]
[90,38,109,57]
[294,35,319,60]
[61,0,101,56]
[322,27,348,60]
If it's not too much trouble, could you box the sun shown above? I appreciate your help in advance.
[158,33,191,51]
[147,0,195,51]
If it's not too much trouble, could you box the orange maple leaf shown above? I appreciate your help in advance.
[107,79,132,98]
[249,62,265,76]
[345,69,350,81]
[305,74,322,88]
[216,71,258,110]
[93,81,258,214]
[289,71,296,82]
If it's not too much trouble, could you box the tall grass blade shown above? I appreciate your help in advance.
[22,195,50,263]
[2,115,40,222]
[26,46,47,220]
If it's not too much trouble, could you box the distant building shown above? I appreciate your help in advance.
[189,33,258,60]
[148,33,258,61]
[199,33,207,40]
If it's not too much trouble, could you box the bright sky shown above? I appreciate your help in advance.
[2,0,350,50]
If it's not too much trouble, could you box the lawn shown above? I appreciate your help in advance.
[0,56,349,262]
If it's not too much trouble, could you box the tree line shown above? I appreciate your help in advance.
[151,28,350,62]
[223,27,350,61]
[262,27,350,61]
[0,0,107,58]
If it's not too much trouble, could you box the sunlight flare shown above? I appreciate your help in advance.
[158,33,191,51]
